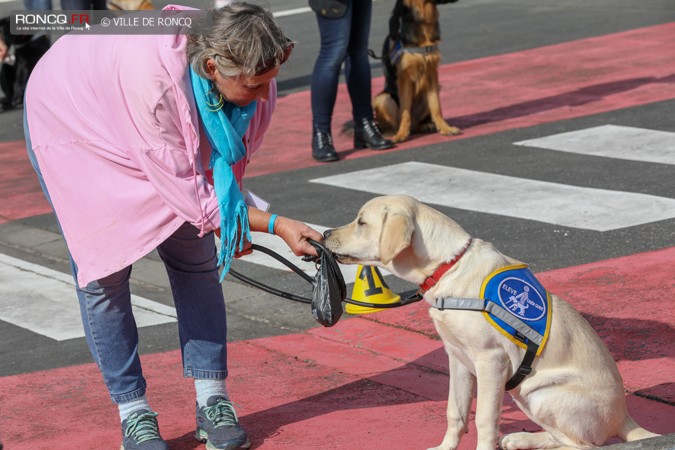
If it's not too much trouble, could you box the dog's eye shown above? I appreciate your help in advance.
[357,219,366,226]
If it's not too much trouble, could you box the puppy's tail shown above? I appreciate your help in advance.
[618,415,659,442]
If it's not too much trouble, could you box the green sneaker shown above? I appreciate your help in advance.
[121,410,168,450]
[196,396,250,449]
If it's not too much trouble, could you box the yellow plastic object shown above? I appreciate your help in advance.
[346,265,401,314]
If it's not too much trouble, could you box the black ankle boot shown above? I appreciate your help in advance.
[354,117,394,150]
[312,128,339,162]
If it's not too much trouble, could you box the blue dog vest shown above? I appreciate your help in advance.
[431,264,551,389]
[432,264,552,356]
[480,264,551,355]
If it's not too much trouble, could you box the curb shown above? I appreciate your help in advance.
[606,434,675,449]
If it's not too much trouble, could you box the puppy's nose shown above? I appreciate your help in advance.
[323,229,333,239]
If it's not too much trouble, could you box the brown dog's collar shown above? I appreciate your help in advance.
[390,42,439,65]
[419,238,473,293]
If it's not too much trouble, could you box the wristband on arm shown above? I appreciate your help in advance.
[268,214,278,235]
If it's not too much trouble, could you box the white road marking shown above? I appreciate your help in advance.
[310,161,675,232]
[0,223,363,340]
[273,7,311,18]
[514,125,675,165]
[0,253,176,341]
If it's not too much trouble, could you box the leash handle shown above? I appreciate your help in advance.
[249,243,314,284]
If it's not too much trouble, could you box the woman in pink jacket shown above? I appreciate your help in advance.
[24,4,321,449]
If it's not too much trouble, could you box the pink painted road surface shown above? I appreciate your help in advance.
[247,22,675,177]
[1,248,674,449]
[3,23,675,223]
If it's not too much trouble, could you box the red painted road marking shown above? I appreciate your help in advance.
[248,22,675,177]
[4,23,675,224]
[2,247,673,449]
[0,141,51,224]
[354,246,675,403]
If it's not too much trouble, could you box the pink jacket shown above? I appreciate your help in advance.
[25,21,276,287]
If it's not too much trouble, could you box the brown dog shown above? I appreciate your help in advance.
[373,0,461,143]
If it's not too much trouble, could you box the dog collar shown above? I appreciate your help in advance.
[419,238,473,293]
[390,41,439,65]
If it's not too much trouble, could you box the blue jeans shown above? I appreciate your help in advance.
[24,110,229,404]
[310,0,374,133]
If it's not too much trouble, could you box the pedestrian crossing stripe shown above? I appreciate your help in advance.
[514,125,675,165]
[0,253,176,341]
[0,227,360,342]
[309,161,675,232]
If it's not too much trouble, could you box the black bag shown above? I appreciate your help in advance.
[308,0,348,19]
[310,241,346,327]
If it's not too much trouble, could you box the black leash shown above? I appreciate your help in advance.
[228,241,423,309]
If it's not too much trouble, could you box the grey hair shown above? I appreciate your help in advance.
[187,2,294,79]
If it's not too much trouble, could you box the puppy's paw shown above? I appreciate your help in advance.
[426,438,458,450]
[499,434,517,450]
[500,431,557,449]
[500,433,523,450]
[391,132,410,143]
[439,125,462,136]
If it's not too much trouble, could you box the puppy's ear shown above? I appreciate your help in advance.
[380,212,414,265]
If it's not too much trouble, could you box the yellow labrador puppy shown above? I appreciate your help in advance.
[323,195,658,450]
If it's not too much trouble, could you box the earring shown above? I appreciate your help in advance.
[206,85,224,112]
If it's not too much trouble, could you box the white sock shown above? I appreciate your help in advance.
[195,379,228,408]
[118,396,152,422]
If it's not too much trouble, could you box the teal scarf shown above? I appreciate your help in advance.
[190,67,257,280]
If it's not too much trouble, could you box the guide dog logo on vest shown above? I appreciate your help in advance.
[499,276,546,321]
[480,264,552,355]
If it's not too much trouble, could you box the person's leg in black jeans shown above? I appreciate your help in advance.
[344,0,372,124]
[344,1,392,150]
[310,0,392,163]
[309,1,353,162]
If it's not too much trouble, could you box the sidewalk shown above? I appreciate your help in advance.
[1,247,673,449]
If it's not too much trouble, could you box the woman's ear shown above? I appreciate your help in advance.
[379,212,414,265]
[204,58,217,79]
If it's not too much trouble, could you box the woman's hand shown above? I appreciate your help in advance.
[213,228,252,258]
[274,216,323,258]
[234,239,253,258]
